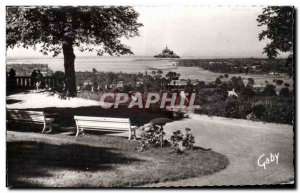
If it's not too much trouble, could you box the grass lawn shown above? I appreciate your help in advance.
[7,131,229,188]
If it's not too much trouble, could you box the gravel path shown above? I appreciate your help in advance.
[7,90,101,109]
[143,114,294,187]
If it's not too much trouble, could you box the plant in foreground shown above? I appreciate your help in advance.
[139,123,166,151]
[170,128,195,154]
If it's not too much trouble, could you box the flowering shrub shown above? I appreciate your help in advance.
[170,128,195,154]
[139,123,165,151]
[138,124,196,154]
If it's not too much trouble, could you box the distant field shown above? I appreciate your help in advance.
[171,67,293,90]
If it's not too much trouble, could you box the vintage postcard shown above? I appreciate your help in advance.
[6,5,295,188]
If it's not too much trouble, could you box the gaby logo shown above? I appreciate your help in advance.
[257,153,279,170]
[99,92,200,109]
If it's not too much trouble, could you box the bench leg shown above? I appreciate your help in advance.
[42,119,54,134]
[41,125,47,133]
[75,127,85,137]
[128,129,132,140]
[76,127,80,137]
[128,127,137,140]
[133,128,137,140]
[45,122,53,134]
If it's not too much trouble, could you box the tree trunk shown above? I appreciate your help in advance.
[62,43,77,97]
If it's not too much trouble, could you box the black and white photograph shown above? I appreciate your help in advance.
[5,3,295,188]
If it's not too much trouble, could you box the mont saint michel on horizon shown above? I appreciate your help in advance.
[154,46,180,58]
[6,5,294,188]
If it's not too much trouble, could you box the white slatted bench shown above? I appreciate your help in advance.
[74,116,137,140]
[7,109,54,133]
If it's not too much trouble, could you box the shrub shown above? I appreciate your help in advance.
[284,83,290,88]
[252,103,266,120]
[242,84,255,97]
[52,71,66,93]
[215,77,222,85]
[279,87,291,97]
[139,123,165,151]
[199,88,227,103]
[170,128,195,154]
[248,78,255,85]
[251,97,293,124]
[201,97,252,119]
[230,76,245,93]
[261,84,277,96]
[195,81,205,91]
[122,84,134,92]
[263,98,293,124]
[276,79,284,86]
[77,90,101,101]
[83,84,93,91]
[246,112,258,121]
[52,71,68,98]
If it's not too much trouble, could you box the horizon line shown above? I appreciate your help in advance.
[7,55,288,59]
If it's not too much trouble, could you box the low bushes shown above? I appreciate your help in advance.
[198,97,251,119]
[139,124,195,154]
[139,123,166,151]
[196,96,293,125]
[170,128,195,154]
[77,90,102,101]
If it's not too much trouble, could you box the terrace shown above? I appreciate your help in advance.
[6,89,294,187]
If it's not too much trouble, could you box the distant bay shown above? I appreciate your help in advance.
[6,56,293,87]
[6,56,178,73]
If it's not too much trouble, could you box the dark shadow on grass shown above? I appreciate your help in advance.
[7,123,45,133]
[6,99,23,105]
[6,88,33,96]
[7,140,142,187]
[10,105,177,131]
[193,146,212,151]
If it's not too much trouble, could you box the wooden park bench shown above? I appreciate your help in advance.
[7,109,54,133]
[74,116,137,140]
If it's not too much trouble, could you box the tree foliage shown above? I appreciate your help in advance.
[257,6,294,59]
[6,6,143,96]
[7,6,143,57]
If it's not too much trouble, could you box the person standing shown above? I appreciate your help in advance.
[35,70,43,91]
[8,69,16,90]
[31,70,37,88]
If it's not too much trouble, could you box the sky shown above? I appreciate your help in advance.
[6,6,289,58]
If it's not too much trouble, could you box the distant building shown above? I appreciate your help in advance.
[154,46,180,58]
[83,80,93,86]
[116,81,124,87]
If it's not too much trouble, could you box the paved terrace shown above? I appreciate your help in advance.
[7,90,294,186]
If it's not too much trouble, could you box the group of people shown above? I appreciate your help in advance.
[6,68,44,91]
